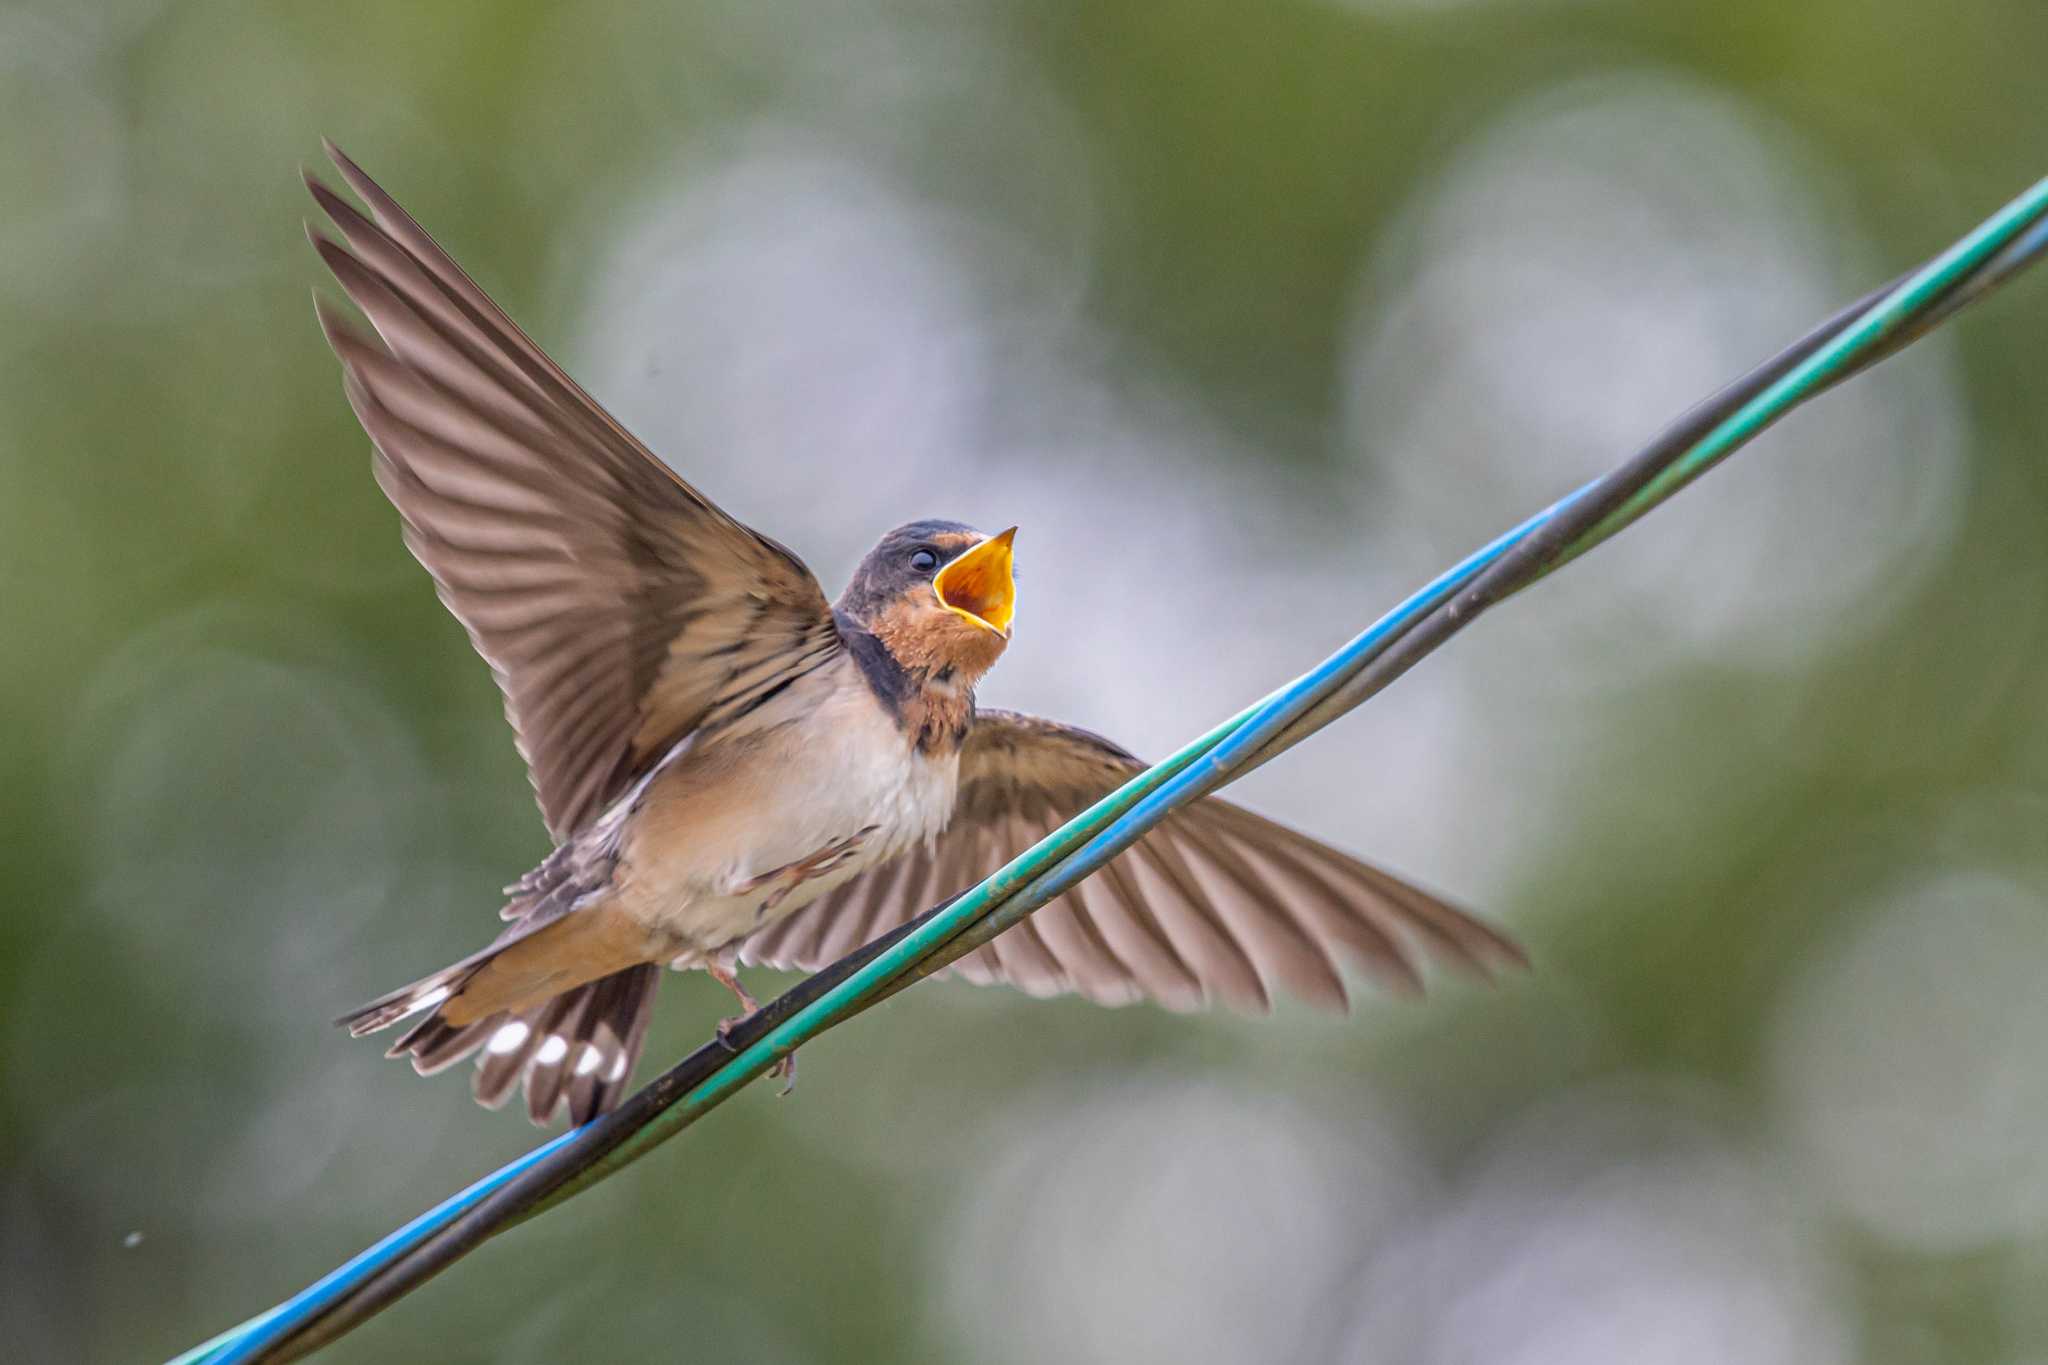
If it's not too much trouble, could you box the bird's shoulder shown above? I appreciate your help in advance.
[959,708,1142,801]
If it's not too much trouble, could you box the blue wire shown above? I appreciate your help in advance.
[1024,495,1581,909]
[187,1128,584,1365]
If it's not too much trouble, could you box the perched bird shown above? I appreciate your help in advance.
[306,143,1524,1126]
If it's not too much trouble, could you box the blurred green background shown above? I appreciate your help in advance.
[8,1,2048,1361]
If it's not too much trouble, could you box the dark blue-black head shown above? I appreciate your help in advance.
[838,521,1015,630]
[836,520,1019,678]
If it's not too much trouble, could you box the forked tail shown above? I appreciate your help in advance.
[339,952,661,1126]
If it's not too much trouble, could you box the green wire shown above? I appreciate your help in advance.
[1567,175,2048,566]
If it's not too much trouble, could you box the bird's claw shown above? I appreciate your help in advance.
[708,960,794,1092]
[713,1016,798,1092]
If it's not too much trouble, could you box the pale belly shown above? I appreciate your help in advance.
[611,683,958,958]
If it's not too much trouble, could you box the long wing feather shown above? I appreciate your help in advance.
[741,709,1524,1010]
[306,145,837,838]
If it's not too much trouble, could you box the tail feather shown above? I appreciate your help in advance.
[566,967,658,1122]
[346,962,661,1126]
[337,826,659,1122]
[467,965,661,1124]
[388,1011,492,1075]
[335,900,584,1037]
[336,944,500,1037]
[483,989,588,1121]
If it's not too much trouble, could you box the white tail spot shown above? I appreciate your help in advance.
[389,982,454,1023]
[574,1045,604,1077]
[536,1035,569,1066]
[607,1054,629,1083]
[486,1021,531,1055]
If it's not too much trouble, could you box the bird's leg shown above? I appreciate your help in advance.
[710,828,875,1096]
[706,960,796,1094]
[706,958,762,1018]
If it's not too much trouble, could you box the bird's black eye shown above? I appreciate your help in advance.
[909,549,939,573]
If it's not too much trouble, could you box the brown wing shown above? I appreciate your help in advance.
[306,143,838,839]
[740,709,1524,1011]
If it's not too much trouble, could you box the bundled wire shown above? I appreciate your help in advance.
[174,172,2048,1365]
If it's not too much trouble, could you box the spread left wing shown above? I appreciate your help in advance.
[739,710,1523,1011]
[306,143,839,840]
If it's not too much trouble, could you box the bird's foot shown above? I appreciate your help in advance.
[711,1016,798,1093]
[707,960,797,1094]
[706,959,762,1016]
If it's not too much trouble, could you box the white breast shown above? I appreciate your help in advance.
[616,668,960,956]
[779,681,959,868]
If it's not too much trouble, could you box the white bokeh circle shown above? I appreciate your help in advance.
[1770,868,2048,1254]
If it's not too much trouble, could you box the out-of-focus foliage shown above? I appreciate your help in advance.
[6,2,2048,1362]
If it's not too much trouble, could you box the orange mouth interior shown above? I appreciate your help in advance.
[933,527,1017,637]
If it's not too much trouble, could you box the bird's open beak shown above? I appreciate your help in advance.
[933,527,1017,638]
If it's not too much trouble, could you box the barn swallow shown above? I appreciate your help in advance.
[305,143,1524,1126]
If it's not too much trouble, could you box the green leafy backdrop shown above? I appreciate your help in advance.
[7,3,2048,1362]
